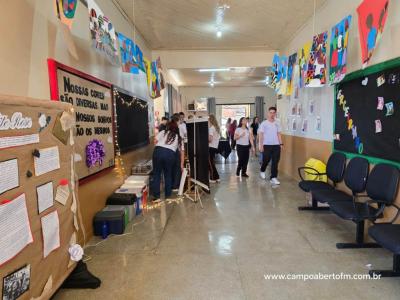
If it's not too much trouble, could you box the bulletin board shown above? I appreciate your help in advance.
[334,57,400,167]
[0,94,82,300]
[48,59,115,181]
[112,86,149,153]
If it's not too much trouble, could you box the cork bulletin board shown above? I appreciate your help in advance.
[0,94,82,300]
[48,59,115,181]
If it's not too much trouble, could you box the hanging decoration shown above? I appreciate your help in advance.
[278,56,288,95]
[112,88,148,109]
[271,53,281,92]
[357,0,390,67]
[85,139,106,168]
[305,31,328,87]
[298,42,312,89]
[117,32,139,74]
[54,0,78,29]
[286,52,298,95]
[329,15,352,84]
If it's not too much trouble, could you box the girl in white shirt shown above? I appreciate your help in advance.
[234,117,255,177]
[208,114,221,182]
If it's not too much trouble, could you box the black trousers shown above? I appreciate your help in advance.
[208,147,220,180]
[236,144,250,175]
[230,134,236,150]
[260,145,281,179]
[172,150,181,189]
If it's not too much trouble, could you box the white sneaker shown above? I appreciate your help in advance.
[209,179,216,183]
[260,172,266,179]
[270,178,280,185]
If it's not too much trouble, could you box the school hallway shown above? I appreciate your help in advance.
[54,158,400,300]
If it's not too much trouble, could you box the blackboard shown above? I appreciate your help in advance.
[113,86,149,153]
[334,57,400,166]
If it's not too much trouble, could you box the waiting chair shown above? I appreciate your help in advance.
[329,164,399,249]
[298,152,346,211]
[311,157,369,207]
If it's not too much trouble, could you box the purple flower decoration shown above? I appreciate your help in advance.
[86,139,106,168]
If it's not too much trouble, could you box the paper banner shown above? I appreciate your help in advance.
[357,0,389,66]
[54,0,78,29]
[329,15,352,84]
[87,0,119,65]
[306,31,328,87]
[286,52,298,95]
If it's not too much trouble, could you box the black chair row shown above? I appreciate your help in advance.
[297,153,400,277]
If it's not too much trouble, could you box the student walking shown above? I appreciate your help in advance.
[234,117,255,177]
[229,119,237,150]
[208,114,221,183]
[258,107,283,185]
[250,116,260,153]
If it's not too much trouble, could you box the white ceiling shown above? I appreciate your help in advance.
[116,0,328,50]
[169,67,272,87]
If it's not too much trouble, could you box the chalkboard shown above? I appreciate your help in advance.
[334,57,400,166]
[113,86,149,153]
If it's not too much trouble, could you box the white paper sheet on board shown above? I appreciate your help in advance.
[0,194,33,266]
[41,211,60,258]
[37,182,54,213]
[0,133,39,150]
[34,146,60,176]
[0,158,19,194]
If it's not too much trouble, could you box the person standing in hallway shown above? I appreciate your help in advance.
[250,116,259,153]
[229,119,237,150]
[258,107,283,185]
[151,120,184,202]
[225,117,232,141]
[234,117,255,177]
[208,114,221,183]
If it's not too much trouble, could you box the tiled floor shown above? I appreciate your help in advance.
[54,156,400,300]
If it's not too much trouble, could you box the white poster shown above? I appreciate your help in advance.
[0,159,19,195]
[34,147,60,176]
[37,182,54,214]
[0,194,33,266]
[0,134,39,150]
[41,211,60,258]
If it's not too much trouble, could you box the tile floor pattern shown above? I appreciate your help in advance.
[54,157,400,300]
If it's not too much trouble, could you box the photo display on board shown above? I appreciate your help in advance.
[334,58,400,165]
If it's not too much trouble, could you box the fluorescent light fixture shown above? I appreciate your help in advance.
[199,68,230,72]
[216,30,222,38]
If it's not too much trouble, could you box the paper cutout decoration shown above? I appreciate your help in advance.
[52,114,69,145]
[377,74,386,87]
[38,113,51,132]
[286,53,298,95]
[54,0,78,29]
[2,264,31,300]
[357,0,389,66]
[361,77,369,86]
[271,53,281,92]
[278,56,288,95]
[375,119,382,133]
[55,179,70,205]
[298,41,312,88]
[306,32,328,87]
[117,32,139,74]
[85,139,105,167]
[388,73,399,84]
[87,0,119,65]
[385,102,394,116]
[377,97,384,110]
[329,15,352,84]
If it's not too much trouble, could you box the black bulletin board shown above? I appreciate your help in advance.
[112,86,149,153]
[334,57,400,166]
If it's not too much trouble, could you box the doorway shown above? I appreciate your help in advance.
[216,104,254,138]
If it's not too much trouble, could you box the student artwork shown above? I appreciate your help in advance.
[271,53,281,92]
[2,265,31,300]
[291,118,297,132]
[357,0,389,66]
[278,56,288,95]
[133,44,145,73]
[117,32,139,74]
[377,74,386,87]
[308,100,315,115]
[375,119,382,133]
[306,31,328,87]
[286,53,298,95]
[385,102,394,116]
[85,139,106,168]
[298,42,312,88]
[54,0,78,29]
[329,15,352,84]
[292,62,300,98]
[291,103,297,116]
[377,97,385,110]
[87,0,119,65]
[301,119,308,133]
[315,116,322,133]
[144,58,152,94]
[296,103,302,116]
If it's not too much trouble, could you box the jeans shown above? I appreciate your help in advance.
[151,146,176,198]
[236,144,250,175]
[260,145,281,179]
[172,150,181,189]
[208,147,220,180]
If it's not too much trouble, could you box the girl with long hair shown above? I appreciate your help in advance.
[151,119,184,202]
[208,114,221,182]
[229,119,237,150]
[234,117,255,177]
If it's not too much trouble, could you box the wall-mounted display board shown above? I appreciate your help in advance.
[334,57,400,167]
[112,86,149,153]
[0,94,82,300]
[48,59,115,181]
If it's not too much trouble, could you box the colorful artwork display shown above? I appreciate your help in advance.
[117,32,139,74]
[271,53,281,92]
[54,0,78,29]
[87,0,119,65]
[357,0,389,66]
[306,32,328,87]
[329,15,352,84]
[298,42,312,88]
[278,56,288,95]
[286,53,298,95]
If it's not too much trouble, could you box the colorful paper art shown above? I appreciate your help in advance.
[306,32,328,87]
[278,56,288,95]
[286,53,298,95]
[357,0,389,66]
[54,0,78,29]
[298,42,312,88]
[85,139,105,168]
[117,32,139,74]
[271,53,281,92]
[329,15,352,84]
[87,0,119,65]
